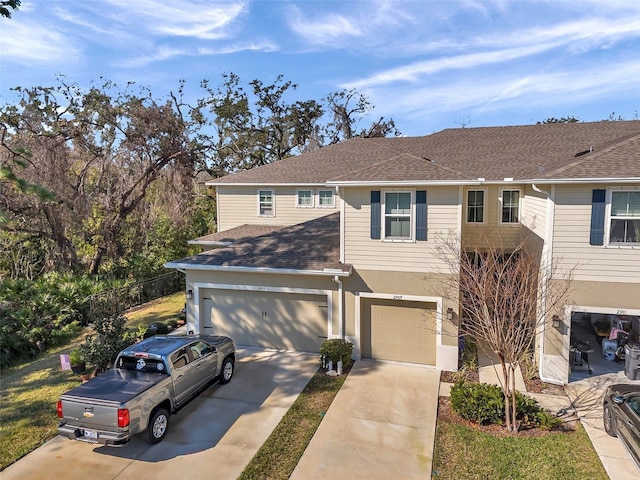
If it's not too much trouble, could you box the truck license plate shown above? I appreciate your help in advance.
[83,429,98,440]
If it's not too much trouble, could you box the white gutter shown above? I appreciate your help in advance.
[207,182,326,187]
[333,275,344,339]
[531,183,562,385]
[527,177,640,185]
[326,180,482,187]
[163,262,352,277]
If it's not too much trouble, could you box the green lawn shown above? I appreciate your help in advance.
[433,418,608,479]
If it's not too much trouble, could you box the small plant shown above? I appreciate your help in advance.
[69,348,84,366]
[320,339,353,367]
[68,347,86,374]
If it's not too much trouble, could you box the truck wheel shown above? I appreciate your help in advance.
[220,357,234,384]
[603,402,617,437]
[147,408,169,444]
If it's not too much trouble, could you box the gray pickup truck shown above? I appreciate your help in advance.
[57,334,235,446]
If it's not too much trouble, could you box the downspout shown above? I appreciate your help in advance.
[337,185,345,264]
[333,275,344,339]
[531,183,561,385]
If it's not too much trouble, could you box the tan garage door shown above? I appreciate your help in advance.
[202,289,327,353]
[363,300,437,365]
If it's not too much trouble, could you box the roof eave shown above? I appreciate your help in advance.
[207,181,326,187]
[164,262,352,277]
[326,180,480,187]
[525,177,640,184]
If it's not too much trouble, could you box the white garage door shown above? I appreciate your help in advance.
[363,300,437,365]
[202,289,328,353]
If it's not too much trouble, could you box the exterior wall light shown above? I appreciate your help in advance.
[186,289,193,300]
[446,307,454,321]
[552,315,561,328]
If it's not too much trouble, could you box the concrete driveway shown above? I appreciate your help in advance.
[291,360,440,480]
[2,348,318,480]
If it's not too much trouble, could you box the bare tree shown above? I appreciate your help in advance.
[436,233,573,432]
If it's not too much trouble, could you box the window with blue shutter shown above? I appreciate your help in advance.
[416,190,427,241]
[370,191,381,239]
[589,189,606,245]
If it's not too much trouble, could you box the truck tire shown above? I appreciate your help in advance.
[220,357,234,384]
[147,408,169,444]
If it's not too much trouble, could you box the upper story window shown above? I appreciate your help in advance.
[258,190,274,217]
[296,189,313,208]
[384,192,412,239]
[500,189,520,224]
[370,190,426,241]
[466,190,485,223]
[609,190,640,244]
[318,189,335,208]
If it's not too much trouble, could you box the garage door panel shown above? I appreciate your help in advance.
[367,302,437,365]
[203,290,327,353]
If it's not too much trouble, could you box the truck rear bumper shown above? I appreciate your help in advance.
[58,423,130,447]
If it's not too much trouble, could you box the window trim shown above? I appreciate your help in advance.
[465,188,487,225]
[382,190,414,241]
[499,188,521,225]
[605,187,640,245]
[257,189,275,217]
[317,189,335,208]
[295,189,314,208]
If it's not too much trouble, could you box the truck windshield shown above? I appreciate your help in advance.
[117,355,168,374]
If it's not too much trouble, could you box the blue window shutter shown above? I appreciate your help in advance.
[416,190,427,241]
[590,189,606,245]
[370,191,381,239]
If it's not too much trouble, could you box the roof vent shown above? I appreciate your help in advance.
[574,145,594,157]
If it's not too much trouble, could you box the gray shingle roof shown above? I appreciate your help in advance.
[209,121,640,184]
[167,213,349,273]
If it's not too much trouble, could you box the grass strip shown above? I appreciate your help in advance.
[433,419,609,479]
[238,369,346,480]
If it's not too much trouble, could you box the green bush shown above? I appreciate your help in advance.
[320,339,353,367]
[450,381,505,425]
[450,381,560,429]
[80,314,137,372]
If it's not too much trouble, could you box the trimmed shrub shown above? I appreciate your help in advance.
[450,380,560,429]
[320,339,353,367]
[450,381,504,425]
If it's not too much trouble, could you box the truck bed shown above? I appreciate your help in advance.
[62,368,167,404]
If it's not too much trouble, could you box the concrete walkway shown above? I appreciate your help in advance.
[290,361,440,480]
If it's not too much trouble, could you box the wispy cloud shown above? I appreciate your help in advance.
[343,14,640,90]
[100,0,246,40]
[367,59,640,123]
[0,19,81,66]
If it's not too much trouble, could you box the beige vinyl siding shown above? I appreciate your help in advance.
[216,185,337,231]
[522,185,547,237]
[461,185,524,250]
[553,184,640,283]
[343,186,458,272]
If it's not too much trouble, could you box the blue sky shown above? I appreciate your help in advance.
[1,0,640,136]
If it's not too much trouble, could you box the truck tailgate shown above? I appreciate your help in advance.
[59,395,122,431]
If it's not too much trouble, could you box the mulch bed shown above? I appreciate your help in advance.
[437,396,577,436]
